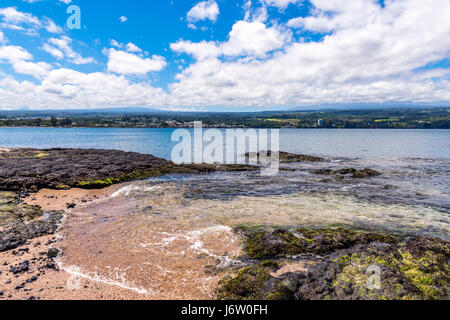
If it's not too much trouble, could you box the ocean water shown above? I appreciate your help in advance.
[1,127,449,160]
[2,127,449,297]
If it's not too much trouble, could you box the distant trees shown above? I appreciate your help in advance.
[50,116,72,127]
[51,116,58,127]
[60,117,73,127]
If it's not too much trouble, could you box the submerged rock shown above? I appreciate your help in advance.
[217,260,302,300]
[311,168,381,179]
[217,227,449,300]
[245,151,325,164]
[235,226,396,259]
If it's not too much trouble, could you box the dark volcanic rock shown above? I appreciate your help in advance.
[245,151,325,164]
[235,226,396,259]
[47,248,60,258]
[297,236,450,300]
[0,148,256,192]
[218,227,450,300]
[217,261,300,300]
[0,191,42,226]
[10,260,29,274]
[311,168,381,179]
[0,211,63,252]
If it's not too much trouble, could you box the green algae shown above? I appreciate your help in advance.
[0,191,42,227]
[220,226,450,301]
[217,261,295,300]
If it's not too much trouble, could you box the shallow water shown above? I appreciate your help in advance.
[56,155,450,298]
[5,127,447,297]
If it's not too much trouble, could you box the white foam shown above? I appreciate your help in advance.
[111,184,160,198]
[59,263,148,294]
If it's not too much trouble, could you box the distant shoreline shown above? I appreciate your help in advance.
[1,126,449,130]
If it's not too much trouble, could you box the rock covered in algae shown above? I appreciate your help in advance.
[217,227,449,300]
[0,191,42,227]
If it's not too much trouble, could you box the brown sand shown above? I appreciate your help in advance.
[0,235,146,300]
[1,184,243,300]
[1,186,147,300]
[24,187,117,211]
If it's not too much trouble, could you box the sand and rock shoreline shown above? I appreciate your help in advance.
[0,148,448,300]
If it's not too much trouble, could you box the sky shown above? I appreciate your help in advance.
[0,0,449,111]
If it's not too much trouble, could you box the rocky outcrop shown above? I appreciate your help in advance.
[217,227,449,300]
[0,192,42,226]
[0,210,63,252]
[0,148,256,192]
[245,151,325,164]
[310,168,381,179]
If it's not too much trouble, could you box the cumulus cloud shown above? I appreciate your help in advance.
[172,21,290,60]
[168,0,450,108]
[106,48,166,75]
[1,0,449,110]
[222,21,290,57]
[0,7,62,35]
[42,36,95,64]
[0,31,6,44]
[125,42,143,53]
[0,45,52,78]
[0,69,167,110]
[261,0,301,9]
[187,0,219,23]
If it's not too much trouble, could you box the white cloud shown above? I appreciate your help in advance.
[168,0,450,108]
[0,7,62,35]
[287,0,379,31]
[125,42,143,53]
[187,0,219,23]
[1,0,450,110]
[173,21,290,59]
[43,36,95,64]
[222,21,290,57]
[0,7,40,25]
[110,39,122,48]
[0,45,52,78]
[0,31,6,44]
[171,40,221,61]
[42,43,64,60]
[119,16,128,23]
[106,48,166,75]
[43,17,63,34]
[261,0,301,9]
[0,69,167,110]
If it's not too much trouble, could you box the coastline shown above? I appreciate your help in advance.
[0,148,449,300]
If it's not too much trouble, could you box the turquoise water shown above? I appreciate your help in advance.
[1,128,449,160]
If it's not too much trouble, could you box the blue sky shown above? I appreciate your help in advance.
[0,0,449,111]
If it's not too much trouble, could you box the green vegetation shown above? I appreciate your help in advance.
[0,107,449,129]
[218,226,449,300]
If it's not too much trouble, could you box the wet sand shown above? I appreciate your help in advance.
[2,185,243,300]
[1,186,147,300]
[24,187,116,211]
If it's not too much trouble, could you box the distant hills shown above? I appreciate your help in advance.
[0,104,448,117]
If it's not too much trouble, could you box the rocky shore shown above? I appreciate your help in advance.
[217,227,449,300]
[0,148,256,192]
[0,148,448,300]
